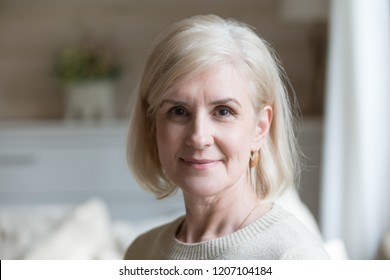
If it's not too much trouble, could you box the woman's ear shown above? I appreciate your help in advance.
[251,105,273,152]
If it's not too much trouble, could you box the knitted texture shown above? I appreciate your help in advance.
[124,204,330,260]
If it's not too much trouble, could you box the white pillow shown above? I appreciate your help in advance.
[382,232,390,259]
[323,238,349,260]
[25,198,120,260]
[0,205,68,259]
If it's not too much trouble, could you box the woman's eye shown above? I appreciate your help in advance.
[166,106,189,119]
[215,106,235,118]
[173,107,186,116]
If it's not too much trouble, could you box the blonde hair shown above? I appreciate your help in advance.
[127,15,301,200]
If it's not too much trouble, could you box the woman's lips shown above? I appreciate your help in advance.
[180,158,221,170]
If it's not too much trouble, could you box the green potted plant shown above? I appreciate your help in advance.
[53,44,121,120]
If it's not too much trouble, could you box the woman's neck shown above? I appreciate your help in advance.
[176,184,271,243]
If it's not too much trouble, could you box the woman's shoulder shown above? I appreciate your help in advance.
[270,204,323,242]
[258,203,318,236]
[123,216,184,260]
[254,204,330,259]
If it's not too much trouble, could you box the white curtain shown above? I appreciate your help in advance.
[321,0,390,259]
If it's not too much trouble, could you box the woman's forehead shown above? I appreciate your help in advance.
[166,65,253,103]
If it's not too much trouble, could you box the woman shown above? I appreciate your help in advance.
[125,15,330,259]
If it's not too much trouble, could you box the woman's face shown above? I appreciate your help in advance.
[155,65,269,198]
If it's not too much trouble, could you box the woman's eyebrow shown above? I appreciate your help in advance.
[160,99,187,107]
[160,98,242,107]
[210,98,242,108]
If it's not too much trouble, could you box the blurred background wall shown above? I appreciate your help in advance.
[0,0,327,120]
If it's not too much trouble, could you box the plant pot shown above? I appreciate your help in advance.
[64,80,116,121]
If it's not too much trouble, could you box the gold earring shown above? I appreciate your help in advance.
[250,151,259,168]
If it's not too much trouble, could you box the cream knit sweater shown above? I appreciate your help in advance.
[124,204,330,260]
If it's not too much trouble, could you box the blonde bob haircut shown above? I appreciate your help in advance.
[127,14,300,200]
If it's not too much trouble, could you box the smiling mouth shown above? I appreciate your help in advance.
[180,158,221,170]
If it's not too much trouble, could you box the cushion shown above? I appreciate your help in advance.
[25,198,120,260]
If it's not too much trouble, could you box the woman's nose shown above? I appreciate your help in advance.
[185,114,214,149]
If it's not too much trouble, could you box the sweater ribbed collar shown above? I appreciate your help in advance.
[160,203,288,259]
